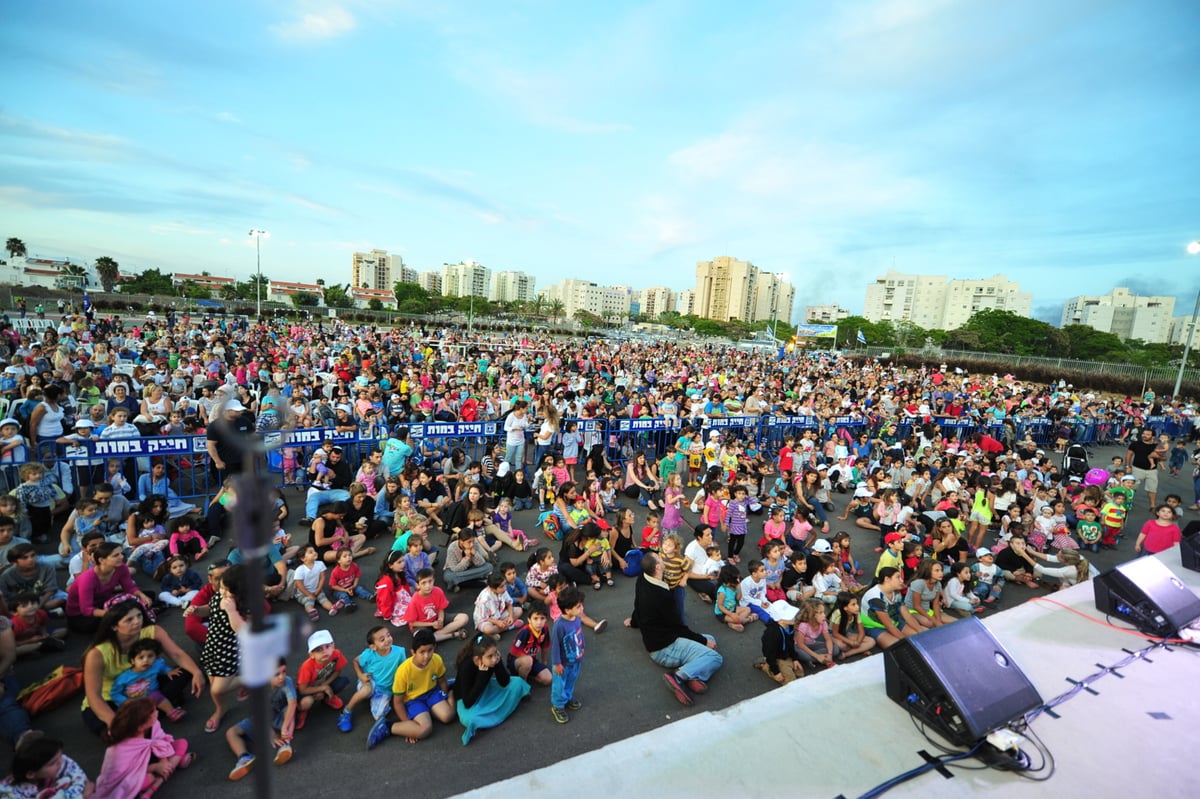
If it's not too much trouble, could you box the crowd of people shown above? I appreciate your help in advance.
[0,307,1196,795]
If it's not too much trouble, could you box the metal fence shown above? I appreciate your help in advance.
[855,345,1200,389]
[8,411,1191,506]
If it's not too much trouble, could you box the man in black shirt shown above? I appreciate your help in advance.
[1125,427,1160,509]
[206,398,255,484]
[628,552,724,706]
[993,534,1039,588]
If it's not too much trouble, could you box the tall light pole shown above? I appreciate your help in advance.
[1174,240,1200,399]
[248,229,269,319]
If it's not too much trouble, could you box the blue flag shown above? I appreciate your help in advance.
[856,329,867,345]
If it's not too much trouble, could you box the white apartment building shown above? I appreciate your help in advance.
[752,272,796,325]
[489,271,537,304]
[441,260,491,297]
[863,270,1032,330]
[541,279,632,320]
[417,270,442,294]
[676,289,696,316]
[393,257,417,285]
[805,304,851,324]
[693,256,795,324]
[637,286,677,319]
[1062,288,1176,344]
[351,249,393,291]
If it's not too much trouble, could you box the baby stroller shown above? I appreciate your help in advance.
[1062,443,1089,479]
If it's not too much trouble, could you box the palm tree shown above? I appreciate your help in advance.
[219,284,240,301]
[94,256,120,292]
[532,295,546,320]
[5,238,26,260]
[548,299,564,322]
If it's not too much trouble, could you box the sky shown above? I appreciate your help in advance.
[2,0,1198,324]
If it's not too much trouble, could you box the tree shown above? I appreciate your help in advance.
[178,280,212,300]
[289,292,319,308]
[835,315,896,348]
[118,267,175,296]
[94,256,120,292]
[219,284,240,301]
[394,282,431,307]
[574,309,603,327]
[367,298,384,311]
[5,238,26,260]
[945,309,1067,357]
[1061,325,1127,362]
[322,283,353,309]
[548,299,565,322]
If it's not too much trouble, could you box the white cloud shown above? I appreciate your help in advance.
[148,221,216,236]
[271,4,356,42]
[215,111,241,124]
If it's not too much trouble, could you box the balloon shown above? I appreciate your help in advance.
[1083,468,1110,487]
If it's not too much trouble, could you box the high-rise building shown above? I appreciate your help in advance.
[694,256,794,324]
[417,270,442,294]
[541,279,631,320]
[805,304,851,324]
[676,289,696,316]
[441,261,491,297]
[1063,288,1176,343]
[752,272,795,326]
[637,286,677,319]
[392,255,417,286]
[863,270,1032,330]
[352,249,393,291]
[489,271,537,304]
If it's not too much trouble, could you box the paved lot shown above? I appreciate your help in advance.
[10,443,1189,797]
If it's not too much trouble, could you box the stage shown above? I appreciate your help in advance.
[457,548,1200,799]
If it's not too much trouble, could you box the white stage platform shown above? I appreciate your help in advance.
[457,549,1200,799]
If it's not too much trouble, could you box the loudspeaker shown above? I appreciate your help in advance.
[1093,556,1200,637]
[1179,523,1200,573]
[884,616,1042,747]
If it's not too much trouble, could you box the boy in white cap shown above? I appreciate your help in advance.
[0,418,27,464]
[296,629,350,730]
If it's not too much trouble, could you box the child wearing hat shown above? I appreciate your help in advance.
[296,630,349,730]
[874,533,905,577]
[970,548,1004,604]
[0,418,27,464]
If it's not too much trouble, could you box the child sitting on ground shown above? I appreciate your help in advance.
[226,658,297,781]
[296,629,349,730]
[339,626,406,735]
[157,555,203,609]
[111,638,188,722]
[95,697,194,798]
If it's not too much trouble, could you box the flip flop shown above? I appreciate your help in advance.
[204,714,224,734]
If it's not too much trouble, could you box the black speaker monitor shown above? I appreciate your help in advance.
[1093,556,1200,636]
[1180,529,1200,573]
[884,616,1042,747]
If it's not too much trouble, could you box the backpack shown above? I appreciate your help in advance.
[538,510,563,541]
[17,665,84,716]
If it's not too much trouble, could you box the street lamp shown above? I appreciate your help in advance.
[1173,240,1200,399]
[248,229,269,318]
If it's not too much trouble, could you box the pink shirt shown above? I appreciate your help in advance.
[1139,520,1181,554]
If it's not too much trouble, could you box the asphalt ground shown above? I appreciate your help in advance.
[8,442,1188,798]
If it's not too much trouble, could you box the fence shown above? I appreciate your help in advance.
[8,411,1191,507]
[855,346,1200,389]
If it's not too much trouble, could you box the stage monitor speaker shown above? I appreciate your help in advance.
[1093,556,1200,636]
[884,616,1042,747]
[1179,523,1200,573]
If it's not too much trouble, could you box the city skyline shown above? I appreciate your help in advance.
[2,1,1198,323]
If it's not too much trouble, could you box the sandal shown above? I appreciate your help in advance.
[593,581,601,590]
[166,707,187,722]
[237,688,250,702]
[605,578,614,587]
[452,629,468,640]
[204,714,224,734]
[306,606,319,622]
[179,752,197,769]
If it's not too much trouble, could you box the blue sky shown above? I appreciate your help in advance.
[2,0,1198,324]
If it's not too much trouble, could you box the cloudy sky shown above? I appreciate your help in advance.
[3,0,1198,323]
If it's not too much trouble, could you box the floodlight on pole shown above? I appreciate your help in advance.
[1173,241,1200,399]
[248,229,269,318]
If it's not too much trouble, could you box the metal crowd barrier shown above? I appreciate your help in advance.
[10,412,1191,505]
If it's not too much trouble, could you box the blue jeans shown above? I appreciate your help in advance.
[504,442,526,474]
[551,661,581,708]
[306,488,351,519]
[649,634,723,683]
[514,497,533,511]
[0,674,31,746]
[333,586,374,604]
